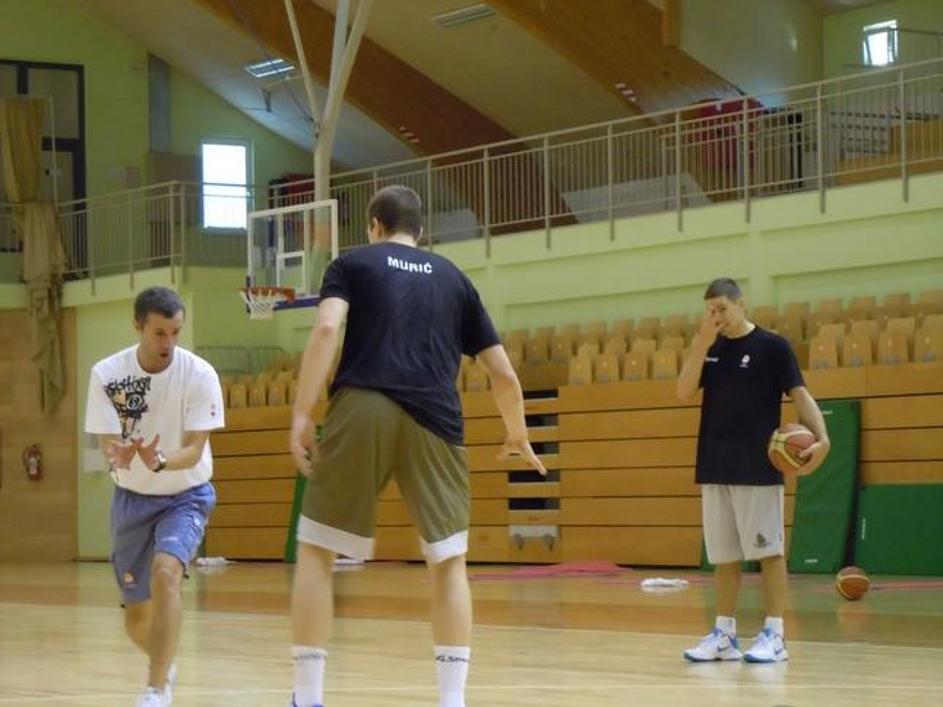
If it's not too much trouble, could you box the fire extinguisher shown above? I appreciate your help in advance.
[23,444,43,481]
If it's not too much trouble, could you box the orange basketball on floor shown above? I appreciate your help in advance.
[835,566,871,601]
[767,423,816,474]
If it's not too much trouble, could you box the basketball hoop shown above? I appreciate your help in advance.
[239,286,295,320]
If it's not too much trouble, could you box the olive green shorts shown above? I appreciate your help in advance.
[297,387,470,563]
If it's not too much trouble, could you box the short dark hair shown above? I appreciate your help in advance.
[134,286,185,324]
[368,185,423,237]
[704,277,743,301]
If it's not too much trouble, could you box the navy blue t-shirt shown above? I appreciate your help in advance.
[320,241,500,445]
[696,327,805,486]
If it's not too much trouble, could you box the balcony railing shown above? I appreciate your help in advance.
[0,58,940,286]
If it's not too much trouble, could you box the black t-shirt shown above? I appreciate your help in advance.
[695,327,805,486]
[319,241,500,445]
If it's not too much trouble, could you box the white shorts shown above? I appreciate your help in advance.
[701,484,785,564]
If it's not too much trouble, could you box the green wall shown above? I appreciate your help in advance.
[169,69,310,188]
[682,0,823,100]
[823,0,943,78]
[0,0,310,199]
[0,0,149,198]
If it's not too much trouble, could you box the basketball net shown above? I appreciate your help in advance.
[239,287,295,320]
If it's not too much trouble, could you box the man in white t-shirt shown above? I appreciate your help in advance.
[85,286,225,707]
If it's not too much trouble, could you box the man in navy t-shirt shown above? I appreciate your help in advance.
[678,277,830,664]
[286,185,546,707]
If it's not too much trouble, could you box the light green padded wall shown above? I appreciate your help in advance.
[436,173,943,332]
[0,0,149,197]
[681,0,822,99]
[823,0,943,78]
[0,0,310,200]
[169,70,310,188]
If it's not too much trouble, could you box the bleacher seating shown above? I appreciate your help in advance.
[218,289,943,403]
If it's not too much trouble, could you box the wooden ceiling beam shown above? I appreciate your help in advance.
[193,0,516,156]
[488,0,743,115]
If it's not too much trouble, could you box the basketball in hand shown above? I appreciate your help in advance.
[835,566,871,601]
[767,423,816,474]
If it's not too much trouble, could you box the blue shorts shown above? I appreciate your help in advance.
[110,483,216,604]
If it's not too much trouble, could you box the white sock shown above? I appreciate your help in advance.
[765,616,785,637]
[435,645,470,707]
[292,645,327,707]
[715,616,736,635]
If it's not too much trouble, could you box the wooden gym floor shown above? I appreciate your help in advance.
[0,561,941,706]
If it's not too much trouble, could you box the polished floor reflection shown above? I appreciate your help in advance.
[0,561,941,705]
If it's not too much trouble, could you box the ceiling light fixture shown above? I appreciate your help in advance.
[245,58,296,79]
[432,3,495,29]
[398,126,420,145]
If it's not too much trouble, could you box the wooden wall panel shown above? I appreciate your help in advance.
[860,429,943,462]
[861,396,943,429]
[0,309,77,562]
[215,362,943,566]
[205,527,285,559]
[861,461,943,485]
[562,527,701,566]
[559,439,697,469]
[558,409,700,440]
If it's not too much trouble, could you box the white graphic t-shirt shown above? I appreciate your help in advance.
[85,345,225,496]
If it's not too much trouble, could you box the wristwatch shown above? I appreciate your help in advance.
[152,450,168,473]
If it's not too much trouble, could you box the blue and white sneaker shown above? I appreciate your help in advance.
[289,696,323,707]
[743,627,789,663]
[683,628,743,662]
[135,687,169,707]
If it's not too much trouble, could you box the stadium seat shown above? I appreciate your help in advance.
[567,356,593,385]
[630,338,658,356]
[228,383,248,408]
[526,339,550,365]
[610,318,634,339]
[751,305,778,330]
[914,327,943,362]
[659,336,685,354]
[809,336,839,369]
[635,317,659,341]
[774,315,805,344]
[267,381,288,406]
[248,381,267,407]
[783,301,811,319]
[622,351,651,381]
[652,349,679,379]
[465,364,490,391]
[593,353,620,384]
[883,292,911,309]
[877,330,911,365]
[602,335,628,356]
[550,335,577,363]
[814,297,843,314]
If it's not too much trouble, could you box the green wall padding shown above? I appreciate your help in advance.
[283,472,308,563]
[854,485,943,576]
[788,400,860,574]
[284,424,321,563]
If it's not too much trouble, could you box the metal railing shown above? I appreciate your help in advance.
[0,58,940,286]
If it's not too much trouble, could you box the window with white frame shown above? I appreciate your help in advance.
[862,20,898,67]
[201,140,249,230]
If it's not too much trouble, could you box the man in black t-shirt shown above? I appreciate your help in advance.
[678,277,829,664]
[286,185,546,707]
